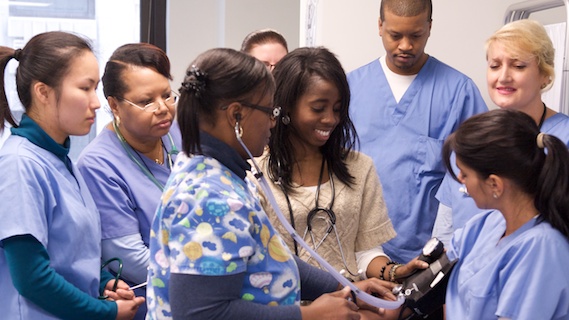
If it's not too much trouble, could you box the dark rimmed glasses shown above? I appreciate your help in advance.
[240,102,281,120]
[122,91,179,113]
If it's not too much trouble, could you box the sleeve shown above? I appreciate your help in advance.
[431,203,454,249]
[101,234,150,285]
[435,173,455,206]
[0,152,50,244]
[446,227,463,262]
[99,269,115,295]
[354,155,396,251]
[77,154,140,239]
[496,235,569,320]
[435,152,461,207]
[3,235,117,320]
[294,255,339,300]
[169,272,302,320]
[455,78,488,124]
[169,256,339,319]
[355,245,390,279]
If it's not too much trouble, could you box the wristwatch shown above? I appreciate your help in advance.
[417,237,444,264]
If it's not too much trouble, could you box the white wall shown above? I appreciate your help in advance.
[317,0,566,109]
[167,0,299,91]
[316,0,515,108]
[168,0,566,109]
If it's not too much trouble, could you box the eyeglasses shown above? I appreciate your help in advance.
[121,92,179,113]
[240,102,281,120]
[262,61,277,70]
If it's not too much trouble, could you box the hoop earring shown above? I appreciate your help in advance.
[281,114,290,125]
[114,116,121,127]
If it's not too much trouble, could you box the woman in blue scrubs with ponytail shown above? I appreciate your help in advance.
[0,31,144,319]
[443,109,569,319]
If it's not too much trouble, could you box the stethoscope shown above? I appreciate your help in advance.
[280,158,361,278]
[233,119,404,309]
[98,257,122,299]
[112,120,179,191]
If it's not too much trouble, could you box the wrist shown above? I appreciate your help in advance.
[300,304,318,320]
[389,264,404,283]
[379,261,397,280]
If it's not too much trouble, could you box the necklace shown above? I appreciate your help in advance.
[152,140,167,165]
[112,120,165,191]
[134,139,167,169]
[538,102,547,130]
[122,131,165,166]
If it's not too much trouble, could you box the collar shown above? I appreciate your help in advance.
[199,131,251,180]
[11,114,72,172]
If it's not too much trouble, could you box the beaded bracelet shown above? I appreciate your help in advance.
[379,265,387,280]
[379,261,397,280]
[390,263,403,283]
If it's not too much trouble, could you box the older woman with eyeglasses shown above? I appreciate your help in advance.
[77,43,181,320]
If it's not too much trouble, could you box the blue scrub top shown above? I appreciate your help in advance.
[77,122,181,246]
[446,210,569,319]
[435,112,569,237]
[0,136,102,320]
[348,56,488,263]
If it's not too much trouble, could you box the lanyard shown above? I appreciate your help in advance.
[112,120,177,191]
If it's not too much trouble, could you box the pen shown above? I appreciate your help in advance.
[129,281,147,290]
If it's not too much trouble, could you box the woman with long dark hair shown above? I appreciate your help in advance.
[443,109,569,319]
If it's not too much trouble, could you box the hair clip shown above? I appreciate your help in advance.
[181,65,207,98]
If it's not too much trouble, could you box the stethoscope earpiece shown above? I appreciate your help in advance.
[340,268,364,279]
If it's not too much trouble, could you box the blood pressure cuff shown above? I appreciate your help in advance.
[398,253,458,319]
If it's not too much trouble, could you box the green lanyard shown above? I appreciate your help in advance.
[112,120,177,191]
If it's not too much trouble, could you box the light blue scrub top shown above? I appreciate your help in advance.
[0,135,102,320]
[435,112,569,241]
[347,56,488,263]
[446,210,569,319]
[77,123,180,320]
[77,123,181,246]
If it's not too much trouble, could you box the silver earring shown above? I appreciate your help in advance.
[493,193,498,199]
[281,114,290,125]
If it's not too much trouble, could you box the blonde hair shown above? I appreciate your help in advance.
[486,19,555,91]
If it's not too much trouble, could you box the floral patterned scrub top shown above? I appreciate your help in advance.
[146,152,300,319]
